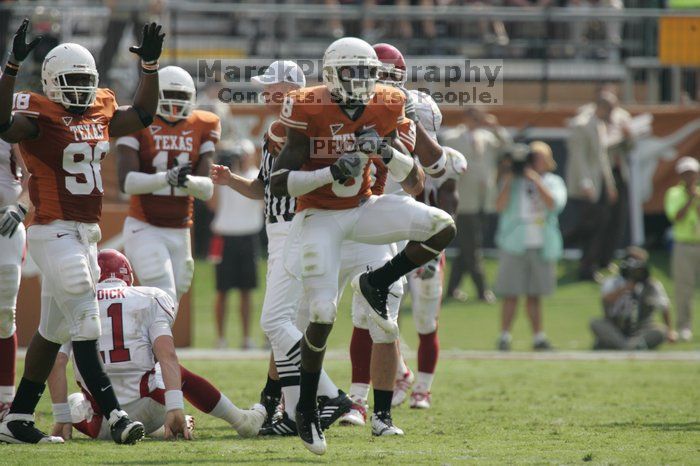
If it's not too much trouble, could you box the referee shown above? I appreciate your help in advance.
[210,60,351,435]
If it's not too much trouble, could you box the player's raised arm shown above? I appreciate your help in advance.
[0,19,40,143]
[109,23,165,138]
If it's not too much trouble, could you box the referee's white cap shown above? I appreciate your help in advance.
[251,60,306,88]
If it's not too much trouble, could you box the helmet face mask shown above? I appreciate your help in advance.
[42,43,99,111]
[157,66,196,122]
[323,37,381,104]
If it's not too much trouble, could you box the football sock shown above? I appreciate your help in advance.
[210,394,247,429]
[414,372,435,394]
[318,370,339,398]
[350,327,372,385]
[276,340,301,420]
[297,367,320,412]
[367,250,420,290]
[373,389,393,414]
[180,365,222,413]
[72,340,120,419]
[348,383,370,403]
[8,377,44,415]
[417,331,439,375]
[264,375,282,399]
[0,334,17,397]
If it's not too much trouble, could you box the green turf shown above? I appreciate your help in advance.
[191,252,700,352]
[3,358,699,465]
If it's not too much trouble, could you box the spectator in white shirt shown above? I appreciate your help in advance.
[209,140,264,349]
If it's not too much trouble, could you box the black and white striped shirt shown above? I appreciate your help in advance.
[258,138,296,221]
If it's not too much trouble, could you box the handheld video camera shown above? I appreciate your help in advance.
[507,143,533,176]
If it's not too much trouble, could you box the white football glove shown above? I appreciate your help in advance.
[166,160,192,188]
[0,203,27,238]
[330,153,363,183]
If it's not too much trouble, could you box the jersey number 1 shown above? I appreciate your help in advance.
[100,303,131,364]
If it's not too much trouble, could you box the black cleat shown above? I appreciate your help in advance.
[259,410,297,436]
[296,407,326,455]
[109,410,145,445]
[0,414,64,444]
[351,272,398,335]
[259,390,282,428]
[318,390,353,430]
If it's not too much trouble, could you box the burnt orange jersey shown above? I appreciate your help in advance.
[279,84,405,211]
[118,110,221,228]
[13,89,117,224]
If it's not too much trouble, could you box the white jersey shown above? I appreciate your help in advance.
[59,279,176,404]
[0,140,21,208]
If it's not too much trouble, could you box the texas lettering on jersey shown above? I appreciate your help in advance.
[12,89,117,224]
[118,110,221,228]
[279,84,406,211]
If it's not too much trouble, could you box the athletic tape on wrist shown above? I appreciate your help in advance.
[141,60,159,74]
[421,147,447,175]
[52,402,72,424]
[165,389,184,411]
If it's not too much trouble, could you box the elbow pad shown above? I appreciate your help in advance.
[133,106,154,128]
[185,175,214,200]
[124,171,168,195]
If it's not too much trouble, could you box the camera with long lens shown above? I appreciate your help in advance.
[620,257,650,283]
[507,144,533,176]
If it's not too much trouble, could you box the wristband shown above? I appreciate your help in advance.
[165,389,184,411]
[385,146,415,183]
[421,147,447,176]
[141,60,159,74]
[52,402,72,424]
[4,60,19,77]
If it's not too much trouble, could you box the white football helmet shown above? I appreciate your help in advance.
[41,43,99,110]
[409,89,442,141]
[158,66,196,121]
[322,37,382,104]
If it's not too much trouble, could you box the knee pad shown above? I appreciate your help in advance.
[428,208,455,238]
[368,318,399,343]
[175,258,195,299]
[309,298,337,325]
[71,311,102,341]
[59,255,94,296]
[0,307,16,339]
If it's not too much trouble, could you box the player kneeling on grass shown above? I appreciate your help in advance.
[47,250,265,440]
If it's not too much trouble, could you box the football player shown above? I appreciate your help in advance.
[0,19,164,444]
[47,250,265,441]
[211,60,352,435]
[0,140,26,421]
[116,65,217,306]
[270,37,456,455]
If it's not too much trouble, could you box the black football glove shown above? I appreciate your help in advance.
[10,18,42,64]
[129,22,165,63]
[0,203,27,238]
[167,159,192,188]
[355,128,386,156]
[330,153,362,183]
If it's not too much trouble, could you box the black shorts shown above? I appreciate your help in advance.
[215,234,259,291]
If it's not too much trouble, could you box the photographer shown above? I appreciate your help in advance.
[494,142,567,351]
[591,247,675,350]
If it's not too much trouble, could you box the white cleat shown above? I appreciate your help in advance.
[371,412,404,436]
[339,398,367,427]
[679,328,693,342]
[392,369,414,407]
[0,413,64,444]
[235,403,266,438]
[409,391,432,409]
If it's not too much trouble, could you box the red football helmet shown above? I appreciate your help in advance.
[372,43,407,85]
[98,249,134,286]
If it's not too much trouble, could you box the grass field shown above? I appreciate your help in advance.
[3,252,699,464]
